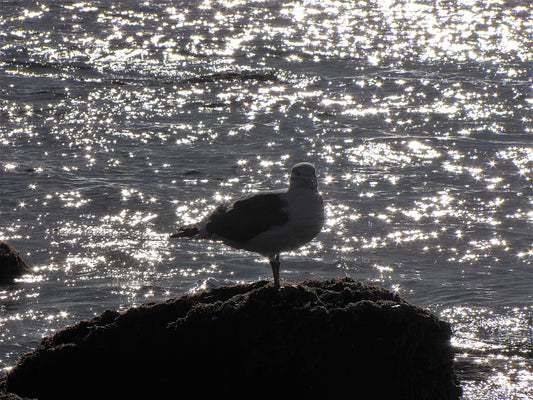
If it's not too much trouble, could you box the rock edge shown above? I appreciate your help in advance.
[1,278,461,399]
[0,242,31,282]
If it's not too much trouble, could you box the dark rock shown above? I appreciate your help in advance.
[0,242,31,282]
[0,390,27,400]
[2,278,461,399]
[182,169,202,176]
[183,70,278,84]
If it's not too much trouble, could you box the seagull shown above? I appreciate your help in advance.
[170,162,324,288]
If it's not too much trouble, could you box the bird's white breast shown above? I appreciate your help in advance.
[244,188,324,257]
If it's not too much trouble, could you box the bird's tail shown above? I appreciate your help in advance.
[170,225,199,238]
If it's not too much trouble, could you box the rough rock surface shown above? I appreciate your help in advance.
[1,278,461,399]
[0,242,31,282]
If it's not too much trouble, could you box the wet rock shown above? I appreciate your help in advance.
[0,242,31,282]
[1,278,462,399]
[0,379,26,400]
[0,391,26,400]
[182,70,278,84]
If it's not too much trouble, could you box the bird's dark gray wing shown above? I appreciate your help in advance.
[205,192,288,243]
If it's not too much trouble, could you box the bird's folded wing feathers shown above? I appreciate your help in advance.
[205,192,289,243]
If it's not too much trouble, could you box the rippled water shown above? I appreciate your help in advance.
[1,1,532,397]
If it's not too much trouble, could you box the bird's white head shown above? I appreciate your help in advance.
[289,162,319,191]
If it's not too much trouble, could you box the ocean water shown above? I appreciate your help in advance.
[1,0,532,397]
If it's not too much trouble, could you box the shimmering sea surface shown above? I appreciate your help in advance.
[1,0,532,397]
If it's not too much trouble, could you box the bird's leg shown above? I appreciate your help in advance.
[270,254,280,289]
